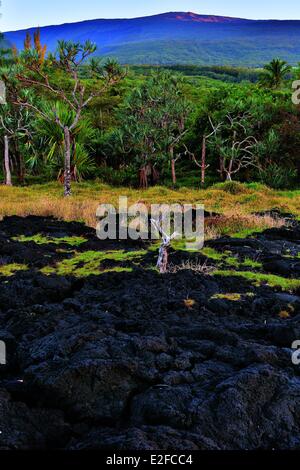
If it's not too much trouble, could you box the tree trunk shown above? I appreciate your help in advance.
[139,167,148,189]
[64,126,72,197]
[171,159,177,186]
[219,155,225,180]
[226,173,232,181]
[201,136,206,186]
[157,244,169,274]
[228,157,234,178]
[170,146,176,186]
[13,141,25,184]
[4,136,12,186]
[19,152,25,184]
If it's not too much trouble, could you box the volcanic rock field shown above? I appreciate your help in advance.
[0,215,300,450]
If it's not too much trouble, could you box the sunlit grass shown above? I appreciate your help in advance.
[0,183,299,236]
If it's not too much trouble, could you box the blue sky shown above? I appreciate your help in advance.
[2,0,300,31]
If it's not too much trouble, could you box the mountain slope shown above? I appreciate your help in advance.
[4,12,300,66]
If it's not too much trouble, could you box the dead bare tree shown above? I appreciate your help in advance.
[151,216,178,274]
[200,136,209,186]
[0,106,31,186]
[181,119,221,186]
[169,129,188,186]
[170,148,183,186]
[221,134,259,181]
[208,114,259,181]
[3,134,11,185]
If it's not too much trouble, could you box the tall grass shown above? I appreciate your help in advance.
[0,182,298,235]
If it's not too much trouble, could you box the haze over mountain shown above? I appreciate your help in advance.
[4,11,300,66]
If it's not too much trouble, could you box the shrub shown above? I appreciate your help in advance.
[258,164,297,189]
[212,181,250,195]
[94,166,137,187]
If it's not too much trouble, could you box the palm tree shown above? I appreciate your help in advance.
[32,101,97,181]
[17,41,123,196]
[263,58,291,89]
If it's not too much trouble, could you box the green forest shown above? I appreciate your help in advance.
[0,30,300,197]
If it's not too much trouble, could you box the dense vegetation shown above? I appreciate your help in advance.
[0,30,300,197]
[131,65,264,83]
[103,38,300,67]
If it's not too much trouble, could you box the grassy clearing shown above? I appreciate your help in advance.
[0,182,299,237]
[13,234,87,246]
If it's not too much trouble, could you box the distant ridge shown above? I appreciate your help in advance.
[151,12,251,22]
[4,12,254,32]
[4,11,300,66]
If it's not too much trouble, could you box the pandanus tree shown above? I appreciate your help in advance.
[31,101,97,180]
[262,58,291,89]
[0,101,32,185]
[115,86,162,188]
[15,40,123,196]
[0,50,34,184]
[116,71,191,187]
[152,72,191,186]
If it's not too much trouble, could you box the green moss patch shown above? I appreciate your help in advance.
[13,234,87,247]
[0,263,28,277]
[211,292,255,302]
[202,247,262,269]
[41,249,146,277]
[171,239,200,252]
[214,270,300,292]
[211,293,242,301]
[230,228,261,239]
[240,258,263,269]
